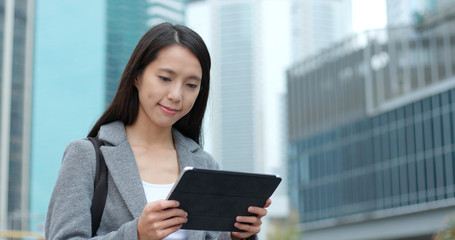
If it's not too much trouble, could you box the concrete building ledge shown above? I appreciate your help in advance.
[300,200,455,240]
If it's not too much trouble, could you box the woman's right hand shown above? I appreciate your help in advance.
[137,200,188,240]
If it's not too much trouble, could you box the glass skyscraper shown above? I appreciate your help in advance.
[0,0,34,232]
[210,0,263,173]
[287,6,455,239]
[30,0,105,234]
[386,0,455,27]
[290,0,352,62]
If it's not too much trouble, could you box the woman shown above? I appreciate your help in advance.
[45,22,271,240]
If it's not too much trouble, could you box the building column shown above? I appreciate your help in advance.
[20,0,35,230]
[0,0,15,231]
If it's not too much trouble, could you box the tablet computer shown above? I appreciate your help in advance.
[166,167,282,232]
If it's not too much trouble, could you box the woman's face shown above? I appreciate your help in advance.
[135,44,202,129]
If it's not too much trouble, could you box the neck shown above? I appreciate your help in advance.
[125,118,173,148]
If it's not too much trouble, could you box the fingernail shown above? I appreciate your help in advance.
[248,207,254,211]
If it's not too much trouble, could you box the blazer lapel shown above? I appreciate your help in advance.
[96,122,202,220]
[101,141,146,218]
[172,129,200,172]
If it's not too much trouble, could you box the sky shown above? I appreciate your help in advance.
[352,0,387,33]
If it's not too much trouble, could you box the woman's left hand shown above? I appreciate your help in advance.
[231,199,272,240]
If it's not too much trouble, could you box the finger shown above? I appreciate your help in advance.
[159,200,181,210]
[145,200,180,212]
[236,216,262,226]
[264,199,272,208]
[154,216,188,230]
[247,206,267,218]
[144,208,187,225]
[141,203,186,224]
[159,208,188,221]
[235,222,260,233]
[156,224,185,239]
[233,222,260,237]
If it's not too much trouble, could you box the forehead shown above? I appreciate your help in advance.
[140,44,203,81]
[153,45,200,68]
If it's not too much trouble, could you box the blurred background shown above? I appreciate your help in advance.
[1,0,455,239]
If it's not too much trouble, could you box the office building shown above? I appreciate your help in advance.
[207,0,293,223]
[0,0,35,232]
[291,0,352,62]
[387,0,428,26]
[387,0,454,27]
[30,0,105,234]
[209,0,263,173]
[287,5,455,240]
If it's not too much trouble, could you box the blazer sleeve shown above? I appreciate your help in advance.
[45,139,139,240]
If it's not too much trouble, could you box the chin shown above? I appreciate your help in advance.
[156,120,178,129]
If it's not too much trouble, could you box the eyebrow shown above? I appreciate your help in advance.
[158,67,201,81]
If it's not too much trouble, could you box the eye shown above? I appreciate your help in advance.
[187,83,199,89]
[159,76,171,81]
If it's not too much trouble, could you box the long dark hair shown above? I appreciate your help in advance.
[88,22,211,144]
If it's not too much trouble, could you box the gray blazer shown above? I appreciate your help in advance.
[45,121,237,240]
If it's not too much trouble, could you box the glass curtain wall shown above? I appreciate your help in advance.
[287,17,455,225]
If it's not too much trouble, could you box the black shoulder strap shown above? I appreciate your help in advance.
[88,137,108,237]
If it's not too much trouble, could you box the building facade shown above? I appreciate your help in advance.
[290,0,352,62]
[209,0,263,173]
[0,0,34,232]
[386,0,429,27]
[287,6,455,240]
[386,0,454,27]
[30,0,106,234]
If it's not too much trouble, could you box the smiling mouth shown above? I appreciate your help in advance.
[159,104,180,115]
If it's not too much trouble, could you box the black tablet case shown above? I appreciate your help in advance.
[167,168,281,232]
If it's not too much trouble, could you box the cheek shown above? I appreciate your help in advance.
[138,84,158,102]
[184,93,200,113]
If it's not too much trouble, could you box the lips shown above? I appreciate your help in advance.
[159,104,180,115]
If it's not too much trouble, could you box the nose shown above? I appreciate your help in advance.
[168,83,183,102]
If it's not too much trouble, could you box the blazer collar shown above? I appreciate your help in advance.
[96,121,203,218]
[97,122,144,218]
[97,121,200,152]
[97,121,127,146]
[171,128,202,172]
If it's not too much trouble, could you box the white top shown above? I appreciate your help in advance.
[142,181,188,240]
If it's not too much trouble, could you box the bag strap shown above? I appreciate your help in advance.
[88,137,108,237]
